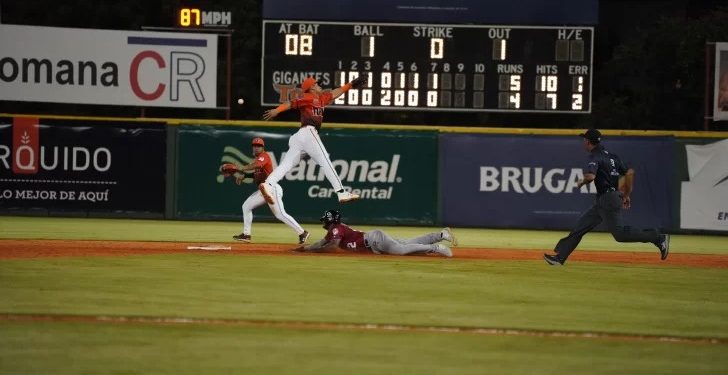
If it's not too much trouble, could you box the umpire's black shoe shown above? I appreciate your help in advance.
[655,234,670,260]
[233,233,251,243]
[298,230,310,244]
[543,253,564,266]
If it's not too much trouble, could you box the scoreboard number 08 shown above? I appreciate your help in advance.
[285,34,313,55]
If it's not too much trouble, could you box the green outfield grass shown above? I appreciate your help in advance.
[1,216,727,374]
[1,216,727,253]
[2,255,728,337]
[2,322,726,375]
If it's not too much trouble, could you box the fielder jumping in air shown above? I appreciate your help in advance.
[220,137,309,245]
[260,75,368,204]
[543,129,670,266]
[293,209,455,257]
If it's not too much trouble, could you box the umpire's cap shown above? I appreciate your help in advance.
[251,137,265,147]
[579,128,601,143]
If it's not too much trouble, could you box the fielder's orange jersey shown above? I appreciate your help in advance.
[290,91,334,131]
[253,152,273,185]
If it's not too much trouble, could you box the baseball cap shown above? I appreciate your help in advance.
[301,77,317,92]
[579,128,601,143]
[251,137,265,147]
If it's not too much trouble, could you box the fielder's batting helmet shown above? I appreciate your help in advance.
[319,209,341,228]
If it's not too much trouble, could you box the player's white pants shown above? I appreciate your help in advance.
[242,183,304,236]
[264,126,344,191]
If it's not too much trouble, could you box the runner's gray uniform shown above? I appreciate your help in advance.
[363,230,442,255]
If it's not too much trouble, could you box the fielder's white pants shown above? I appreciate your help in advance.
[242,183,304,236]
[264,126,344,191]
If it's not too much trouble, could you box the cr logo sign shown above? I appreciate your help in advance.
[129,50,206,102]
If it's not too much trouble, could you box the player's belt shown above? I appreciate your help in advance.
[301,124,321,133]
[598,187,617,197]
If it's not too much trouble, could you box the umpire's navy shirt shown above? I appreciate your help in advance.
[585,144,628,195]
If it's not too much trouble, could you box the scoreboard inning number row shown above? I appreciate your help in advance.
[262,21,593,113]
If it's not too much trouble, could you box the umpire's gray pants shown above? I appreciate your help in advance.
[363,230,441,255]
[554,191,660,262]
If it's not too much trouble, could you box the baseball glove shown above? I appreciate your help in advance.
[350,75,368,89]
[220,163,238,177]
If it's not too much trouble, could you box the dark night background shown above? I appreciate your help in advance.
[1,0,727,131]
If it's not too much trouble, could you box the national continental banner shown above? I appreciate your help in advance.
[175,125,438,225]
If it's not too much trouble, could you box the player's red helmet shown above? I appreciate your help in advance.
[251,137,265,147]
[301,77,317,92]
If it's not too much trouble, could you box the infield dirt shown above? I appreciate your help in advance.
[1,239,726,268]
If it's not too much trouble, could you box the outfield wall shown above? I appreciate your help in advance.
[1,114,726,232]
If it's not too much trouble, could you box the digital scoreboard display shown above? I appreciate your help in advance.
[261,21,593,113]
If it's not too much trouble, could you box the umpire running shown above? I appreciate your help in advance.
[543,129,670,266]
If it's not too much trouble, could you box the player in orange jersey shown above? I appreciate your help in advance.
[261,75,368,204]
[221,137,309,244]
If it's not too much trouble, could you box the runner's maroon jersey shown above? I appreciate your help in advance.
[290,91,334,131]
[325,223,366,250]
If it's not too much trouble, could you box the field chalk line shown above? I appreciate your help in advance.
[1,313,724,345]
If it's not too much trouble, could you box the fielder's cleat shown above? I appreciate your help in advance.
[233,233,251,243]
[431,244,453,258]
[656,234,670,260]
[337,190,360,203]
[543,253,564,266]
[258,183,275,205]
[298,230,310,244]
[440,227,458,246]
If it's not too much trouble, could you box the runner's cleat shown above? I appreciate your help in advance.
[431,244,453,257]
[440,227,458,246]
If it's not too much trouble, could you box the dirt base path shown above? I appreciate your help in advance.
[1,239,727,268]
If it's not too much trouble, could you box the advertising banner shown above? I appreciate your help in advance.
[0,24,218,108]
[0,117,166,215]
[714,42,728,121]
[680,138,728,231]
[440,134,674,230]
[175,125,438,225]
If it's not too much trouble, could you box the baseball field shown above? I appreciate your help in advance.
[1,215,727,374]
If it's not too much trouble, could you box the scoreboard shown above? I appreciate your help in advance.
[261,21,593,113]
